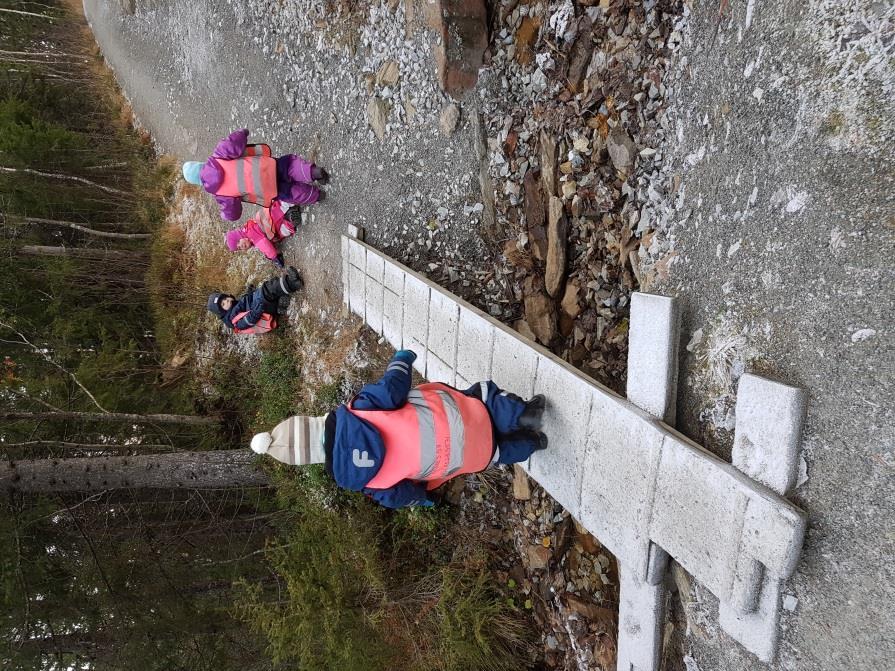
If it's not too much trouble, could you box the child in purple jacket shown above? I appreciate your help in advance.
[182,128,329,221]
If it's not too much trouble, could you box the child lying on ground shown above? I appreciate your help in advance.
[206,267,303,335]
[250,349,548,508]
[225,200,300,269]
[182,128,328,221]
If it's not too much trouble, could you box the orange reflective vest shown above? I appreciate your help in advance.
[217,144,278,207]
[253,202,289,241]
[348,383,495,491]
[231,311,276,335]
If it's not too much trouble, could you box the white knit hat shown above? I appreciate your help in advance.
[250,415,327,466]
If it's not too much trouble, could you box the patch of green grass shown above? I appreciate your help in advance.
[433,566,528,671]
[820,110,846,136]
[234,490,395,671]
[234,467,531,671]
[253,337,301,428]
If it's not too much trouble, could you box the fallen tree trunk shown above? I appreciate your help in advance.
[2,450,269,494]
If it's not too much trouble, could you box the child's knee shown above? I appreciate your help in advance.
[495,434,538,465]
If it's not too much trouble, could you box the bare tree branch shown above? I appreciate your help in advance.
[0,165,127,195]
[0,319,109,413]
[19,245,133,261]
[0,6,56,19]
[6,216,150,239]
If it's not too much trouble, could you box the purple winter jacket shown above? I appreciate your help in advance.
[199,128,250,221]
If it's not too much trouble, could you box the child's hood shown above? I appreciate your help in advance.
[225,228,249,251]
[330,405,386,491]
[199,158,225,192]
[206,292,236,320]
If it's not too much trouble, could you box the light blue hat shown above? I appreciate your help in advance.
[182,161,203,185]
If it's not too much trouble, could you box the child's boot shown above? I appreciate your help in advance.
[312,166,329,184]
[284,266,303,293]
[518,394,546,430]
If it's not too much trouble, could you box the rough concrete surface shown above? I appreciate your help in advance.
[732,374,807,499]
[627,293,681,425]
[651,1,894,669]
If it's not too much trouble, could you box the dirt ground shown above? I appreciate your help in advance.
[83,0,893,669]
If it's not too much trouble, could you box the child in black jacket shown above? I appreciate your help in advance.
[206,267,303,334]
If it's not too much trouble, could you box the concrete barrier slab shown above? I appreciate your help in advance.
[627,292,680,424]
[456,306,494,384]
[348,264,366,320]
[491,326,538,398]
[341,236,350,306]
[427,290,459,374]
[650,433,807,603]
[455,374,473,390]
[340,235,810,667]
[528,357,594,517]
[650,437,746,600]
[741,494,806,580]
[383,261,405,295]
[348,238,366,271]
[732,373,807,496]
[365,278,384,335]
[618,566,664,671]
[382,288,403,350]
[579,394,666,578]
[719,575,783,663]
[402,274,430,375]
[426,353,455,386]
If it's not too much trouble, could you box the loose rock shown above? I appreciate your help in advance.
[527,543,551,570]
[546,196,568,298]
[439,102,460,135]
[367,97,389,140]
[523,169,548,260]
[607,126,637,173]
[540,130,557,197]
[513,464,531,500]
[523,276,557,345]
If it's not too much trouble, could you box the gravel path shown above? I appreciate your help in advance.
[83,0,491,323]
[83,0,893,669]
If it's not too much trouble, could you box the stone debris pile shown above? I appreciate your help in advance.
[477,0,687,389]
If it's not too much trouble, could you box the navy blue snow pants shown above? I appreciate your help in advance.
[461,381,539,465]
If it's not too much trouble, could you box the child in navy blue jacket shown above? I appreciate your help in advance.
[250,350,548,508]
[206,266,303,334]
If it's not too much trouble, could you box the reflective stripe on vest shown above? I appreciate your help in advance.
[244,143,271,157]
[253,207,277,240]
[231,311,276,335]
[350,383,494,490]
[217,156,278,207]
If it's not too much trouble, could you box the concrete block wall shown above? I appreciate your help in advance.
[342,234,809,666]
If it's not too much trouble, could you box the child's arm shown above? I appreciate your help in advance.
[231,289,266,331]
[363,480,432,509]
[212,128,249,159]
[253,234,282,266]
[216,195,243,221]
[351,350,416,411]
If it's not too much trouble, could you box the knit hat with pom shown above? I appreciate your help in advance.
[182,161,203,185]
[250,415,327,466]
